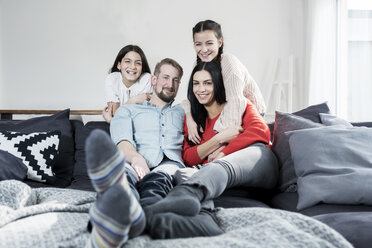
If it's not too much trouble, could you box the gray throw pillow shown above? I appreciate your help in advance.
[319,113,353,127]
[286,126,372,210]
[0,150,28,181]
[272,111,323,192]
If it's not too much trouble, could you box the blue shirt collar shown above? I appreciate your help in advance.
[143,99,175,109]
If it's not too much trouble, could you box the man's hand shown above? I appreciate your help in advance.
[102,105,113,123]
[131,156,150,179]
[126,93,151,105]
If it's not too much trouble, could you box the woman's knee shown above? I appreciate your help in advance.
[218,143,278,189]
[258,146,279,188]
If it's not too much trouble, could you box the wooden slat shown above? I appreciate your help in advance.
[0,110,102,115]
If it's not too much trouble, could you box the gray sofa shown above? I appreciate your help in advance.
[0,103,371,247]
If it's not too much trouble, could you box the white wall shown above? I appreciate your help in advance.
[0,0,305,115]
[0,1,3,106]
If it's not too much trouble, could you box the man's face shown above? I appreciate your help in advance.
[153,64,181,103]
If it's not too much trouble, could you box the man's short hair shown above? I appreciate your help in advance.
[154,58,183,79]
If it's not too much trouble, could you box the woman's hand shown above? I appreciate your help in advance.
[213,152,226,161]
[131,156,150,180]
[207,145,226,162]
[102,105,113,123]
[126,93,151,105]
[186,112,202,144]
[216,126,243,144]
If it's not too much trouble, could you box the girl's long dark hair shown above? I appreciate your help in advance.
[187,61,226,146]
[192,20,224,64]
[109,45,151,74]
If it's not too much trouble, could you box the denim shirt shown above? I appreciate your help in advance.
[110,100,185,169]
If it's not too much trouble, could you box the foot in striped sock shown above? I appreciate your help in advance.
[88,184,132,247]
[85,129,146,242]
[85,129,127,194]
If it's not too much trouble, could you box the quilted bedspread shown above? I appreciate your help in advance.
[0,180,352,248]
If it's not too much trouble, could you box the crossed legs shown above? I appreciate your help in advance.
[146,143,278,217]
[85,130,228,246]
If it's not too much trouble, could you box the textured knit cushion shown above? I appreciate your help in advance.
[286,125,372,210]
[0,109,74,187]
[0,130,61,184]
[0,150,28,181]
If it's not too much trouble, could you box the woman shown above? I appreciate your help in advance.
[185,20,267,145]
[183,61,270,165]
[103,45,152,123]
[147,60,278,219]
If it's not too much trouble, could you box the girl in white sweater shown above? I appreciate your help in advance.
[103,45,152,123]
[185,20,266,144]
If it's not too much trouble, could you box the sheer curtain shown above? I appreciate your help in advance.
[345,1,372,121]
[304,0,337,112]
[305,0,372,121]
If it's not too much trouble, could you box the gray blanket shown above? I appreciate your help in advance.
[0,180,352,248]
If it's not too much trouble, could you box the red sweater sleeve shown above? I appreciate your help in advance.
[221,101,271,156]
[182,116,204,166]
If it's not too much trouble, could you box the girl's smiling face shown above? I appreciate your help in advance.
[117,51,143,84]
[193,30,223,62]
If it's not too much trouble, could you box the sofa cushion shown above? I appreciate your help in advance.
[214,187,273,208]
[270,192,372,216]
[286,125,372,210]
[0,109,74,187]
[271,108,324,192]
[68,120,109,191]
[0,150,28,181]
[351,122,372,128]
[0,130,61,184]
[291,102,330,122]
[319,113,353,127]
[314,212,372,248]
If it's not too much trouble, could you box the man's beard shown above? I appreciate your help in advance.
[155,87,176,103]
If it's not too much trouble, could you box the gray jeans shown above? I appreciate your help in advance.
[183,143,278,201]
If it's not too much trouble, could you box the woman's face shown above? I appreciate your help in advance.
[193,70,215,106]
[117,51,143,83]
[193,30,222,62]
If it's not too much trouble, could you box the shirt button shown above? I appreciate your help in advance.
[162,134,165,137]
[161,123,164,126]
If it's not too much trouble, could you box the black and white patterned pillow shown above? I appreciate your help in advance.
[0,130,61,184]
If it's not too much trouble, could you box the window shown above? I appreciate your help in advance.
[337,0,372,121]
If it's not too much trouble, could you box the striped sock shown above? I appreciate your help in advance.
[88,184,131,248]
[85,130,146,244]
[85,129,127,194]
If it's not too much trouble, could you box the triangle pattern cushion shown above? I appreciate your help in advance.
[0,130,61,184]
[0,109,74,187]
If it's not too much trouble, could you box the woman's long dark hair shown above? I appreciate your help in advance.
[187,61,226,146]
[109,45,151,74]
[192,20,224,64]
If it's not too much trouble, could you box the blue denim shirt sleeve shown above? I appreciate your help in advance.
[110,106,136,148]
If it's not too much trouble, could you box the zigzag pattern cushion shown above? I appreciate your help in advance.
[0,130,61,184]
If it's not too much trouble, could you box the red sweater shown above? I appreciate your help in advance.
[182,101,271,166]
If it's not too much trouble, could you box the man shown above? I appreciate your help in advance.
[85,58,186,247]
